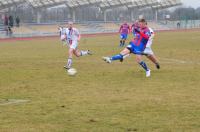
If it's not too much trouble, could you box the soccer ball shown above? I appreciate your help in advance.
[67,68,77,76]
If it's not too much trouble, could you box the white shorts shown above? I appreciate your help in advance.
[68,40,78,50]
[143,47,154,55]
[60,35,66,41]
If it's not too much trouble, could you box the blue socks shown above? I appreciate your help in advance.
[139,61,149,71]
[111,54,123,61]
[110,55,149,72]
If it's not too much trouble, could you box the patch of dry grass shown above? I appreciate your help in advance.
[0,31,200,132]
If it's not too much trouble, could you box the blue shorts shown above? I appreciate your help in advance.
[120,34,128,39]
[126,42,144,55]
[132,32,137,37]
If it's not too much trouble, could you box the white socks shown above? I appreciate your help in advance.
[81,50,88,56]
[67,58,72,69]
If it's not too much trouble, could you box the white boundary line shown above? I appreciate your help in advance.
[0,99,30,106]
[160,58,200,65]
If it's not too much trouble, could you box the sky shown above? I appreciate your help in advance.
[181,0,200,8]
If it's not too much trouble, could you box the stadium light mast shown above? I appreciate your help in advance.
[72,8,76,22]
[154,9,158,22]
[36,10,42,24]
[103,9,107,22]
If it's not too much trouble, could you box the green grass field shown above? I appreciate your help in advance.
[0,30,200,132]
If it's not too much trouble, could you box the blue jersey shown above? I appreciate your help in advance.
[119,23,130,34]
[127,27,151,54]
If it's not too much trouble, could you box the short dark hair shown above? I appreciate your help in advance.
[139,18,146,23]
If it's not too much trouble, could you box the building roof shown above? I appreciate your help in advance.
[0,0,182,10]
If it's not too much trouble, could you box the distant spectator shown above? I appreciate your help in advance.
[15,16,20,27]
[4,15,8,26]
[8,15,14,28]
[177,22,180,29]
[6,26,13,37]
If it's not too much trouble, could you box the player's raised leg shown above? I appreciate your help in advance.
[73,49,92,57]
[103,48,130,63]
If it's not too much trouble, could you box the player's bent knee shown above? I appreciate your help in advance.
[120,48,130,55]
[73,50,81,57]
[145,54,151,57]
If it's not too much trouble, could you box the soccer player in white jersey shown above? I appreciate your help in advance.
[59,26,68,44]
[143,26,160,69]
[60,21,92,69]
[58,26,62,37]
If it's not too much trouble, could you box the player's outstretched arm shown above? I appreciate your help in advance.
[135,28,149,39]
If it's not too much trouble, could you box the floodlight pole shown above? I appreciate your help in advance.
[128,8,135,21]
[153,9,158,22]
[36,10,42,24]
[155,9,158,22]
[72,8,76,22]
[102,9,107,22]
[68,7,76,22]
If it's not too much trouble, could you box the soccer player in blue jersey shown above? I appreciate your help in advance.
[125,21,160,69]
[119,21,130,47]
[103,19,151,77]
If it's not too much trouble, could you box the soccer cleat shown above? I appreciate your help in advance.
[87,50,92,55]
[102,57,112,63]
[64,65,70,70]
[156,64,160,69]
[146,70,151,77]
